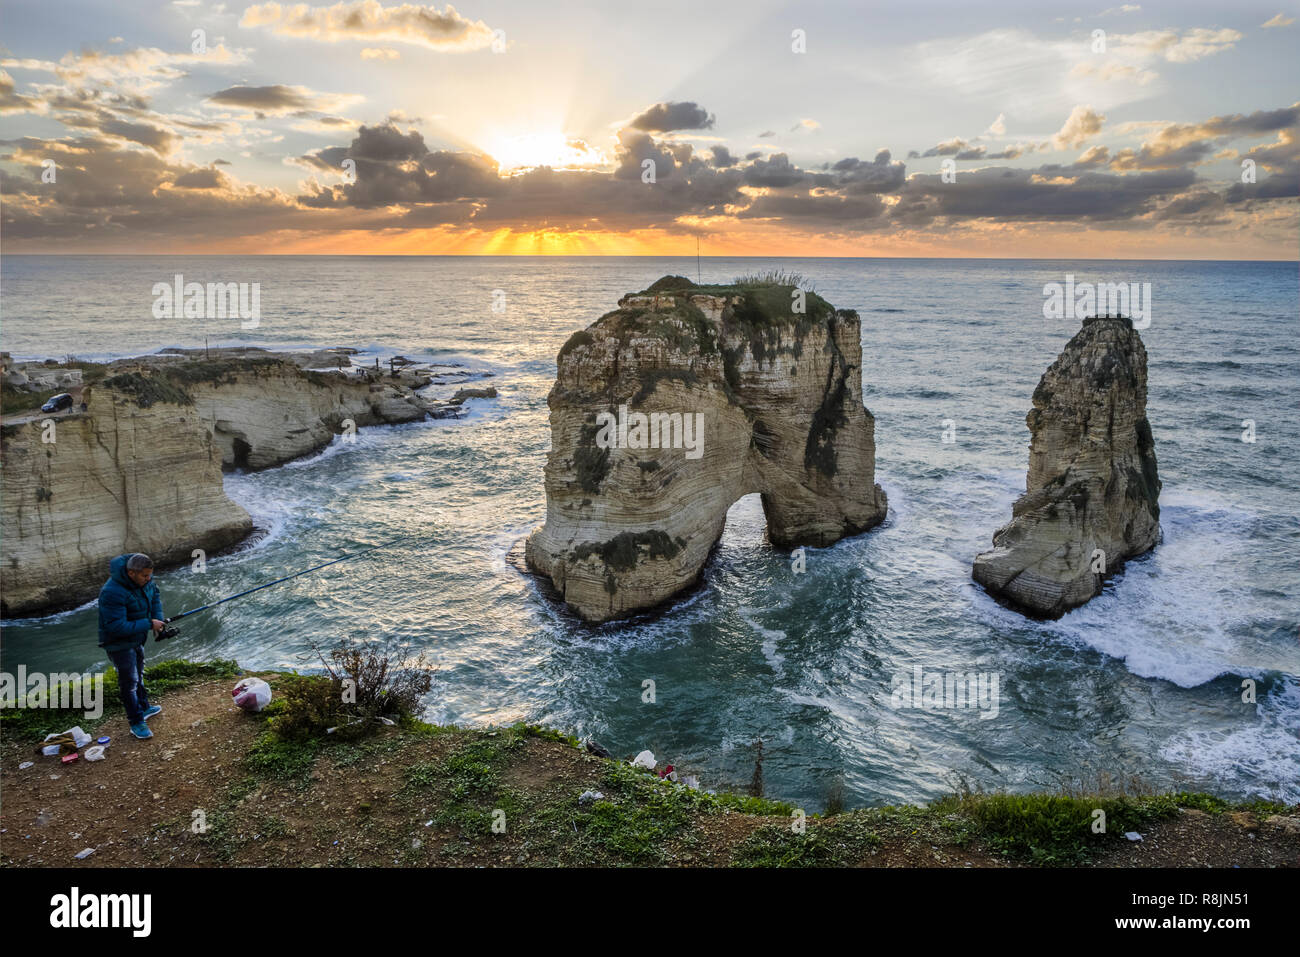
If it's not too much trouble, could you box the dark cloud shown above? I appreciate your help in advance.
[97,118,179,153]
[739,190,887,224]
[627,101,715,132]
[1225,128,1300,202]
[1151,189,1227,221]
[207,85,317,111]
[297,123,502,208]
[743,153,805,188]
[896,165,1197,225]
[612,128,680,181]
[817,151,905,193]
[5,95,1297,248]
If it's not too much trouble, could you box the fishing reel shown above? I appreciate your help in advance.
[155,626,179,642]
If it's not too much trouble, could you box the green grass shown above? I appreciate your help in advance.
[929,791,1177,865]
[244,730,320,785]
[569,529,684,573]
[732,815,881,867]
[0,658,240,738]
[101,371,193,408]
[0,383,64,415]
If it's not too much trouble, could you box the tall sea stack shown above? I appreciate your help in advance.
[972,315,1161,618]
[525,276,887,623]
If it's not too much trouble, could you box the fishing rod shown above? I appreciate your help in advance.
[157,535,411,638]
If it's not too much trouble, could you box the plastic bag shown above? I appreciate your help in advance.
[231,677,272,712]
[42,726,91,756]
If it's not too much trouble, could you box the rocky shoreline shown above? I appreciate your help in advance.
[0,347,497,617]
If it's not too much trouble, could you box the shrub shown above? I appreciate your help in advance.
[265,637,435,743]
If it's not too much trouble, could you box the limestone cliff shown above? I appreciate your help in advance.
[525,275,887,623]
[972,315,1161,618]
[179,357,431,470]
[1,351,494,616]
[0,381,252,617]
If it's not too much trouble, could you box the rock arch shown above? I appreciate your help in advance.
[525,276,887,623]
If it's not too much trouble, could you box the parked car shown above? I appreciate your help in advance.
[41,393,74,413]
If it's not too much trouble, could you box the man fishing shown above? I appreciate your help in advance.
[98,553,165,739]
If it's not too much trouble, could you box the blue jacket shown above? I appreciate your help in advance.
[97,554,163,653]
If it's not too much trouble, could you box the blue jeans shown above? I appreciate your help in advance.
[108,645,150,724]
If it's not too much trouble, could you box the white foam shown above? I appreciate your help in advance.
[1045,495,1299,686]
[740,609,786,672]
[1159,676,1300,803]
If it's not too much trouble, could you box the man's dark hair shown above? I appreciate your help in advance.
[126,553,154,572]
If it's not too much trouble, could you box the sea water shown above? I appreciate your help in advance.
[2,255,1297,810]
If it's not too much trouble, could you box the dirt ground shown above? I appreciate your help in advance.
[2,676,1297,868]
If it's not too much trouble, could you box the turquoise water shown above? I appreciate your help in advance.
[3,255,1298,810]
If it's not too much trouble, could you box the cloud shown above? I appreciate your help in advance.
[1,45,247,93]
[206,84,362,116]
[1069,59,1158,85]
[0,69,42,114]
[896,164,1195,225]
[709,145,735,168]
[1261,13,1295,28]
[360,47,401,59]
[1110,28,1243,63]
[911,136,968,158]
[95,118,182,154]
[172,166,230,189]
[627,101,715,133]
[5,94,1296,248]
[1053,105,1105,149]
[985,113,1006,136]
[240,2,496,52]
[0,134,309,243]
[1073,145,1110,167]
[1109,103,1300,170]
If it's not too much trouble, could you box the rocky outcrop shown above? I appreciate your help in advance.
[1,350,498,616]
[525,275,887,623]
[0,382,252,617]
[972,315,1161,618]
[180,357,433,470]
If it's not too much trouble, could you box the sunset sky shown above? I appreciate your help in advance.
[1,0,1297,257]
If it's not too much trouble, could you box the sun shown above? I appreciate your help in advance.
[482,131,607,173]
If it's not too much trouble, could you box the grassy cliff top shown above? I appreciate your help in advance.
[3,660,1295,868]
[97,356,344,409]
[627,273,842,324]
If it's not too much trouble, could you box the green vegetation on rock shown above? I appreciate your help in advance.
[570,529,684,572]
